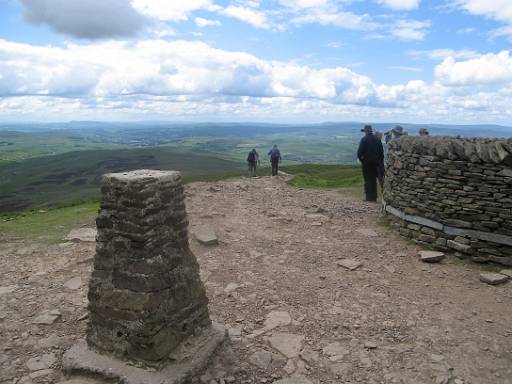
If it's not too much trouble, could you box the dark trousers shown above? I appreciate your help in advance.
[271,158,279,176]
[248,161,257,177]
[377,161,385,191]
[362,161,378,201]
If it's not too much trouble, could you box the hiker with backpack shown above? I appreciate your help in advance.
[247,148,260,177]
[268,144,282,176]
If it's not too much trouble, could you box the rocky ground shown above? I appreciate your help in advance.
[1,176,511,384]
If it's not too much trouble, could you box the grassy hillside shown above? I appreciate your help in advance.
[0,147,245,211]
[0,124,361,164]
[282,164,363,190]
[0,130,126,162]
[0,200,99,242]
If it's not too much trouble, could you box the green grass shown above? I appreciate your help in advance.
[0,147,246,212]
[0,130,127,162]
[0,200,99,242]
[282,164,363,190]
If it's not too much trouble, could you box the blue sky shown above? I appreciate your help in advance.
[0,0,511,124]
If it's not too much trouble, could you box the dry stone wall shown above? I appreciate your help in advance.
[383,136,512,266]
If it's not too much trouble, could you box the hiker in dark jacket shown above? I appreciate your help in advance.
[357,125,384,202]
[247,148,259,177]
[268,144,281,176]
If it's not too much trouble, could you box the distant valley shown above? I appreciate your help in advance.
[1,121,511,212]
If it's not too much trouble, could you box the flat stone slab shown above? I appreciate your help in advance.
[500,269,512,278]
[273,376,313,384]
[63,277,82,290]
[356,228,378,237]
[249,349,272,369]
[192,227,218,246]
[322,342,349,362]
[419,251,445,263]
[268,333,304,358]
[64,228,97,242]
[0,285,17,295]
[337,259,362,271]
[56,378,109,384]
[63,323,227,384]
[26,353,56,371]
[479,273,510,285]
[264,310,292,330]
[32,310,61,325]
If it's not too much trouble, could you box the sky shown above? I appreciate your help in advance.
[0,0,511,125]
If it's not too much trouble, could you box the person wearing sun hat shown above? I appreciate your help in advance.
[357,125,384,202]
[391,125,406,141]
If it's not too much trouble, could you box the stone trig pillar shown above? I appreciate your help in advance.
[63,170,226,383]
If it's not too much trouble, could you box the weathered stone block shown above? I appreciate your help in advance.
[447,240,472,254]
[479,273,510,285]
[86,170,212,363]
[419,251,445,263]
[421,227,436,236]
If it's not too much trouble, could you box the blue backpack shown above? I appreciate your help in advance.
[270,148,280,159]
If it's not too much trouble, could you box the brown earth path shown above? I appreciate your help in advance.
[1,176,511,384]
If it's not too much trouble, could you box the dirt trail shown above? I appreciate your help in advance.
[1,176,511,384]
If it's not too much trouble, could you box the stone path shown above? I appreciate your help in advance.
[1,176,511,384]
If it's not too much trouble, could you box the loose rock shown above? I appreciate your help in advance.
[26,353,56,371]
[336,259,362,271]
[64,228,96,242]
[32,311,61,325]
[356,228,378,237]
[63,276,82,290]
[249,350,272,370]
[193,227,219,246]
[479,273,510,285]
[0,285,16,295]
[419,251,445,263]
[268,333,304,358]
[272,376,313,384]
[499,269,512,278]
[264,311,292,330]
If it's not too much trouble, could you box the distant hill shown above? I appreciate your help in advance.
[1,121,511,138]
[0,147,245,212]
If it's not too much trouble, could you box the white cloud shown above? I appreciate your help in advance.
[131,0,218,21]
[324,41,344,49]
[454,0,512,41]
[291,9,376,30]
[408,48,481,60]
[20,0,148,39]
[390,19,430,40]
[278,0,330,10]
[222,6,270,29]
[490,25,512,41]
[454,0,512,24]
[435,51,512,86]
[195,17,222,27]
[0,39,380,103]
[1,39,511,123]
[388,66,423,72]
[377,0,420,11]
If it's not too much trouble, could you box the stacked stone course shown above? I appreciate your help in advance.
[384,136,512,266]
[87,169,211,363]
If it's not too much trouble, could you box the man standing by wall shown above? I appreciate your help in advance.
[357,125,384,202]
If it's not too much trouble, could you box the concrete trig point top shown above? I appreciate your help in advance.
[77,169,217,365]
